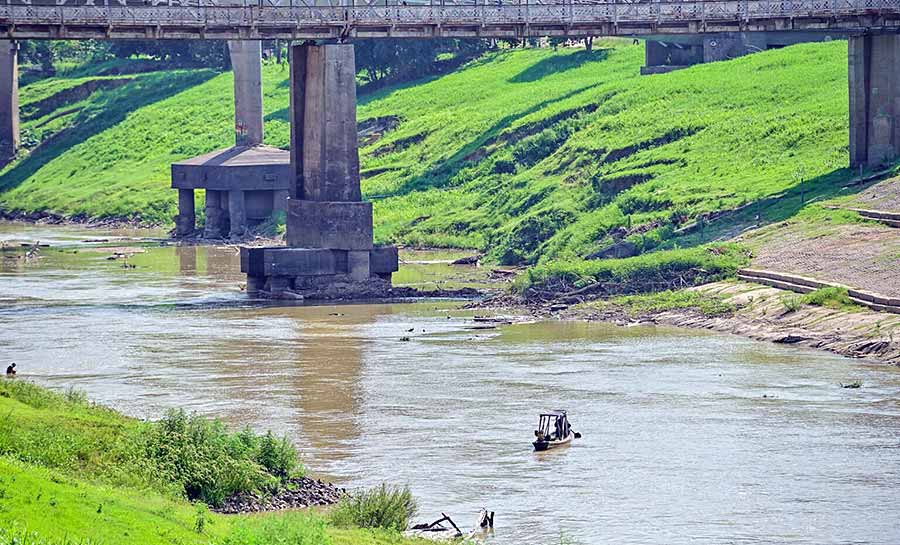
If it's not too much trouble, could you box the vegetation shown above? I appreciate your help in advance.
[0,380,424,545]
[0,380,300,506]
[1,40,861,267]
[516,244,750,296]
[331,484,418,533]
[801,286,864,310]
[595,289,736,318]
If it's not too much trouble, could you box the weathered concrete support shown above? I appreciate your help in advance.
[228,189,246,239]
[849,34,900,169]
[204,189,226,239]
[240,43,398,298]
[289,43,361,201]
[174,188,196,237]
[228,40,264,147]
[0,40,19,163]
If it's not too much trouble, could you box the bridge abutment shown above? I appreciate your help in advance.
[240,43,398,298]
[849,34,900,168]
[0,40,19,165]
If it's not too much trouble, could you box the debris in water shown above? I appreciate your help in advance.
[840,380,863,389]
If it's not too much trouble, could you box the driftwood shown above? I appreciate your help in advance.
[411,513,462,537]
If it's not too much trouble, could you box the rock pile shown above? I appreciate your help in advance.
[215,477,346,514]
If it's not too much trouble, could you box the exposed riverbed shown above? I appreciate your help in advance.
[2,222,900,545]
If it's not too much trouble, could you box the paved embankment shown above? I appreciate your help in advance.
[738,268,900,314]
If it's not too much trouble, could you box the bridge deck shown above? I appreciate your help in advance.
[1,0,899,39]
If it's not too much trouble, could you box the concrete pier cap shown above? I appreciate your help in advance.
[240,42,398,299]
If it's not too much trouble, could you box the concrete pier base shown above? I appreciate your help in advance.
[0,40,19,164]
[240,43,398,298]
[204,189,227,239]
[850,34,900,168]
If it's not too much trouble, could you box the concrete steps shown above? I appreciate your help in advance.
[737,268,900,314]
[831,206,900,228]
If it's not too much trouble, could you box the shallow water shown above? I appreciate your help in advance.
[2,222,900,545]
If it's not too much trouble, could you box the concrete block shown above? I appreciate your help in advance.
[268,248,347,277]
[348,250,370,281]
[175,188,196,237]
[370,245,399,274]
[286,199,373,250]
[204,190,227,238]
[246,275,265,295]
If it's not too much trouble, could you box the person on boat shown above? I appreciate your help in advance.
[5,363,15,376]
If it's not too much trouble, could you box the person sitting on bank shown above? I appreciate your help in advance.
[5,363,16,376]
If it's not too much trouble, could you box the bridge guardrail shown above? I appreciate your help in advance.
[1,0,899,33]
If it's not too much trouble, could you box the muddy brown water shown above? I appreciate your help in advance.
[2,222,900,545]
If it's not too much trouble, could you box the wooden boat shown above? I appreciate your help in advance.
[532,410,580,451]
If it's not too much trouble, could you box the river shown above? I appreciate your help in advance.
[2,222,900,545]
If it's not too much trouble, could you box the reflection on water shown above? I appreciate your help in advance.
[2,222,900,545]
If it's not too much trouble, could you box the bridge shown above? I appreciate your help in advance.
[2,1,900,296]
[1,0,900,40]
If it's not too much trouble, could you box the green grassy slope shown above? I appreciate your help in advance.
[1,40,854,266]
[0,380,423,545]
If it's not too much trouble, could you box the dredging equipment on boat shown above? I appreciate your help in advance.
[533,410,581,451]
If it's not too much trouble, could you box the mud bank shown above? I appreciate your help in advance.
[0,208,162,230]
[472,281,900,365]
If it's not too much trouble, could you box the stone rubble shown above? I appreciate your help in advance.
[214,476,346,514]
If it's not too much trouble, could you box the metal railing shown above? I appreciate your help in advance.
[0,0,898,33]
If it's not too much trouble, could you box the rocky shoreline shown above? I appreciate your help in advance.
[0,208,163,230]
[214,476,347,514]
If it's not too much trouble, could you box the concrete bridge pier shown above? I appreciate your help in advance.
[849,34,900,169]
[240,43,398,297]
[0,40,19,165]
[173,40,272,238]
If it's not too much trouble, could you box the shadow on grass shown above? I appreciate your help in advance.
[384,83,601,198]
[0,69,217,194]
[509,49,610,83]
[668,166,882,249]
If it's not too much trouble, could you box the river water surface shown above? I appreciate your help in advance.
[2,222,900,545]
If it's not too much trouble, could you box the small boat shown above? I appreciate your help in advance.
[532,410,581,451]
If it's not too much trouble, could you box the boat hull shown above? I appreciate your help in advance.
[533,432,574,451]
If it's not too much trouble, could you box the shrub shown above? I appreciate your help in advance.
[331,484,417,532]
[143,409,296,506]
[801,287,861,310]
[781,295,802,313]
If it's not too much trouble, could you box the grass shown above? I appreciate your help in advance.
[516,243,750,295]
[801,286,866,311]
[0,40,867,266]
[331,485,417,533]
[592,289,736,318]
[0,380,425,545]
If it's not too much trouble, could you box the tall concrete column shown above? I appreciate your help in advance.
[289,43,361,202]
[849,34,900,168]
[228,40,264,147]
[0,41,19,163]
[175,188,196,237]
[287,43,372,280]
[228,189,247,239]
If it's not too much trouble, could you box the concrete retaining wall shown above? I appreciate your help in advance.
[738,268,900,314]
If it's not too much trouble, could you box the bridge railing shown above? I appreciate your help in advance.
[0,0,898,28]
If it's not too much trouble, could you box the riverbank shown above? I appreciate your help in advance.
[0,379,425,545]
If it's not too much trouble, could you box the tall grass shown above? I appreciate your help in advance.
[0,381,301,506]
[331,484,417,532]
